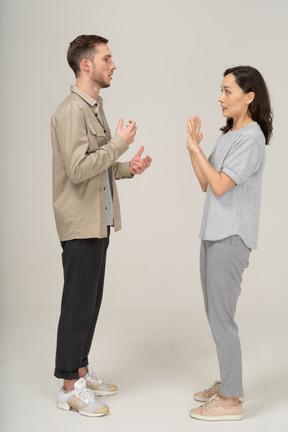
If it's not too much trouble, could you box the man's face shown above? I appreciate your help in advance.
[89,43,116,88]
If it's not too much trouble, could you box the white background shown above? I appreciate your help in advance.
[0,0,287,431]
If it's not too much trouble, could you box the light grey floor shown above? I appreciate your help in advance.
[1,306,287,432]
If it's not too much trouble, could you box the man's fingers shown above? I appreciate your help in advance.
[143,156,152,164]
[136,146,144,157]
[128,120,136,128]
[117,118,137,130]
[116,118,124,133]
[118,118,124,129]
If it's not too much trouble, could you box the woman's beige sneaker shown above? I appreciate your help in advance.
[57,378,109,417]
[190,394,243,421]
[194,380,244,402]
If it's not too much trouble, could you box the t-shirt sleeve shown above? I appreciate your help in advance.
[222,135,262,186]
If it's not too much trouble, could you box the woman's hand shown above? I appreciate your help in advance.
[185,115,235,196]
[186,116,203,152]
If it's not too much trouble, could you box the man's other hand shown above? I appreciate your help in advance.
[129,146,152,175]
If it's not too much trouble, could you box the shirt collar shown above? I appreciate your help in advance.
[70,85,103,110]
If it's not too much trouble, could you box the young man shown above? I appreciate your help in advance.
[51,35,152,417]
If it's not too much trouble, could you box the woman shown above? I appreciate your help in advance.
[186,66,273,421]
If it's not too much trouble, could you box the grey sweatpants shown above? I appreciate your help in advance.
[200,236,251,397]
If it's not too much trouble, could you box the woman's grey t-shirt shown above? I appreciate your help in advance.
[199,122,266,249]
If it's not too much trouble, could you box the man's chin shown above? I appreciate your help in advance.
[101,82,111,89]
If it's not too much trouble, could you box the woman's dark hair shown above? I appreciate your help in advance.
[220,66,273,144]
[67,34,109,78]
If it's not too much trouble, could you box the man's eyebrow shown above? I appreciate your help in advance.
[221,85,232,89]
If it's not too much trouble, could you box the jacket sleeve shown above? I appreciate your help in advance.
[112,161,134,180]
[52,104,129,184]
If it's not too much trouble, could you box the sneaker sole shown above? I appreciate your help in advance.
[190,412,243,421]
[92,390,118,396]
[194,395,213,402]
[194,395,244,403]
[57,401,108,417]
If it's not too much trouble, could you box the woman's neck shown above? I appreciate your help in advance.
[232,113,254,131]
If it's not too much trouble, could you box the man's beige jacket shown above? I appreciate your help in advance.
[51,86,132,241]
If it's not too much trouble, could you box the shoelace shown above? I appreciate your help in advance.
[89,370,103,384]
[206,381,220,392]
[77,388,95,404]
[203,394,221,408]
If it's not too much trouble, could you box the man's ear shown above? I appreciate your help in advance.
[80,58,90,72]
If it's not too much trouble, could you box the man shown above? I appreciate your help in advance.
[51,34,152,417]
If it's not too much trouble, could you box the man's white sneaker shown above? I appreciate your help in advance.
[85,366,118,396]
[57,378,109,417]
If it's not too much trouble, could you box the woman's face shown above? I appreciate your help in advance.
[218,73,252,120]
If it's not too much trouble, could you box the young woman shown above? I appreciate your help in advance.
[186,66,273,421]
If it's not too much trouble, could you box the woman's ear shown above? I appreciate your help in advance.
[246,91,255,105]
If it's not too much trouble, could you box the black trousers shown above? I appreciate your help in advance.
[54,229,110,380]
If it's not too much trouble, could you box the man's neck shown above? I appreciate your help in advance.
[75,78,100,100]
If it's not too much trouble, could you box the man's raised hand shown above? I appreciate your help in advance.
[116,118,137,145]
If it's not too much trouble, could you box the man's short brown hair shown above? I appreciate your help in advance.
[67,34,109,77]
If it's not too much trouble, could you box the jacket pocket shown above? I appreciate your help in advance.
[87,121,107,152]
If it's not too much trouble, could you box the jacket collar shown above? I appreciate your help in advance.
[70,85,103,107]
